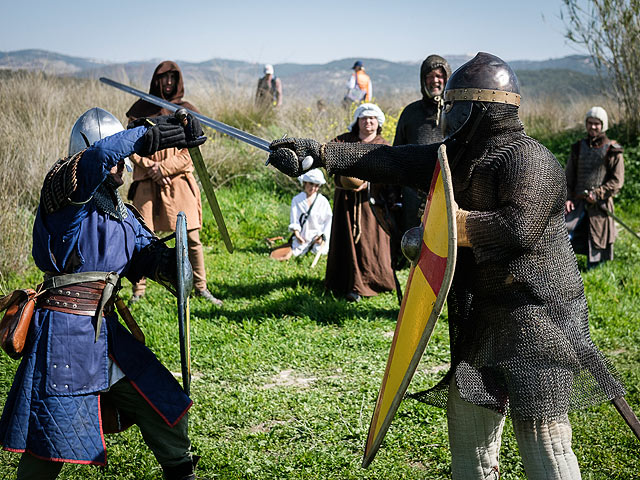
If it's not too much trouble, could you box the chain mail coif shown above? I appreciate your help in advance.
[324,103,625,420]
[93,178,128,220]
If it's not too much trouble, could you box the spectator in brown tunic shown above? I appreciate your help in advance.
[126,60,222,305]
[325,103,395,302]
[565,106,624,268]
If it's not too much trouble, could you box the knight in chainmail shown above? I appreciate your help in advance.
[266,53,626,479]
[0,108,209,480]
[565,106,624,268]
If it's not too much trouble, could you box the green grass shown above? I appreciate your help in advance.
[1,173,638,479]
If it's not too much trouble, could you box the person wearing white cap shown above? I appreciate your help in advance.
[287,168,332,258]
[565,106,625,268]
[325,103,395,302]
[255,64,283,108]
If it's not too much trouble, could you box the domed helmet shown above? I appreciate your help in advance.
[441,52,520,141]
[68,107,132,171]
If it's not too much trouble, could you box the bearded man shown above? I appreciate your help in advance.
[390,54,452,269]
[266,52,626,479]
[565,106,624,268]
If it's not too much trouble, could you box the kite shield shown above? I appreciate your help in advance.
[362,144,457,467]
[176,212,193,395]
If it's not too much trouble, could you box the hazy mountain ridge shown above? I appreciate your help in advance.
[0,49,601,100]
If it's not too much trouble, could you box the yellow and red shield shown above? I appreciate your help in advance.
[362,144,457,467]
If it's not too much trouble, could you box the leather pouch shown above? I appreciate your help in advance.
[0,289,37,359]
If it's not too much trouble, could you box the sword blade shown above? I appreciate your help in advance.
[598,204,640,243]
[611,396,640,442]
[99,77,271,152]
[189,145,234,253]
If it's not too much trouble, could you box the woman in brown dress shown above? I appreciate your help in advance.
[325,103,396,301]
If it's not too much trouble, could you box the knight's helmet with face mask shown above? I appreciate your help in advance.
[68,107,133,172]
[441,52,521,143]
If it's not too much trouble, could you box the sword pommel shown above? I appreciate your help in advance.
[175,108,189,126]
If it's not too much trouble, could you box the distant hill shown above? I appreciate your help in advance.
[0,49,602,101]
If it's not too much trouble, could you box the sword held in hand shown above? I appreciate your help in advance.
[100,76,277,254]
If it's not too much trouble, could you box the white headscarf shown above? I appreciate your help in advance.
[586,106,608,132]
[298,168,326,185]
[348,103,385,132]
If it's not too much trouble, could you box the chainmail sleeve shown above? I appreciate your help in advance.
[465,139,566,264]
[323,142,439,189]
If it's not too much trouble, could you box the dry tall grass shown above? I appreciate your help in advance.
[0,71,614,278]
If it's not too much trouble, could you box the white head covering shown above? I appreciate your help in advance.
[264,64,274,75]
[348,103,385,132]
[298,168,326,185]
[586,106,608,132]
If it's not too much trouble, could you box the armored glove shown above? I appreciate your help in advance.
[130,114,206,157]
[267,138,324,177]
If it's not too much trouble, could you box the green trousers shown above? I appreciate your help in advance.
[16,378,191,479]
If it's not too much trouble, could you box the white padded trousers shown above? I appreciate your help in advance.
[447,379,582,479]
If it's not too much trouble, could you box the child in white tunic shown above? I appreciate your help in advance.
[289,169,332,257]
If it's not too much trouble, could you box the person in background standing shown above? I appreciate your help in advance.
[126,60,222,306]
[565,106,624,268]
[255,64,283,108]
[344,60,372,104]
[325,103,395,302]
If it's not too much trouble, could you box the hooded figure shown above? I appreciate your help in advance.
[126,61,222,306]
[387,55,452,269]
[394,54,451,147]
[126,61,198,119]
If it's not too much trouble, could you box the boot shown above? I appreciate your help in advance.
[162,456,210,480]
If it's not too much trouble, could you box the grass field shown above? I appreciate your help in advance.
[1,170,638,479]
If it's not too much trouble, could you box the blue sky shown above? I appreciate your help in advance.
[2,0,585,64]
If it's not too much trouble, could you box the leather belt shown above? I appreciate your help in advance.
[39,281,106,316]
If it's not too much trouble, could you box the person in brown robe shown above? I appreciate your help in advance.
[126,61,222,305]
[325,103,395,302]
[565,106,624,268]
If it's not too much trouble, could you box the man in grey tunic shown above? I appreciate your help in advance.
[565,106,624,268]
[266,53,626,479]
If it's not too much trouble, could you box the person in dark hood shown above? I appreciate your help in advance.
[126,61,223,307]
[394,54,451,147]
[394,55,451,231]
[380,55,451,271]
